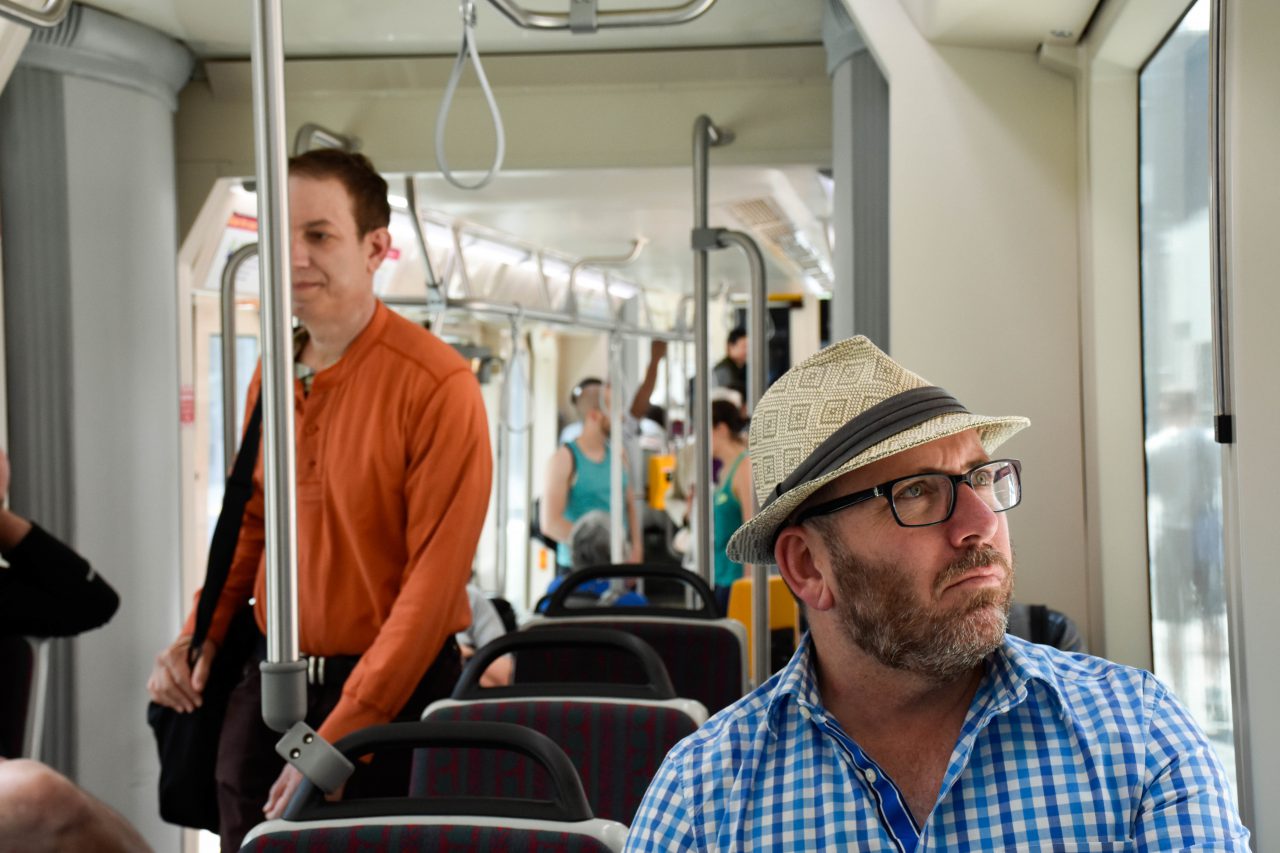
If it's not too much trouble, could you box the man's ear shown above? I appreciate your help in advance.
[775,525,835,611]
[364,227,392,272]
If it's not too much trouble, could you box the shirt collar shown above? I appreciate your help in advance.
[765,631,1072,735]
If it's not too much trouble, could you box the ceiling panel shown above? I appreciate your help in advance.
[83,0,824,59]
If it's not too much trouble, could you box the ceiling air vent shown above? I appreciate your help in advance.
[726,196,832,293]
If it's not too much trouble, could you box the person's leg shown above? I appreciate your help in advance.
[0,758,151,853]
[715,584,732,617]
[215,665,284,852]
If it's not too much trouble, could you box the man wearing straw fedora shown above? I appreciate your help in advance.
[626,337,1248,851]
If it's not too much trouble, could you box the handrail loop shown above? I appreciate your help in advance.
[486,0,717,32]
[436,0,506,191]
[220,242,261,476]
[0,0,70,28]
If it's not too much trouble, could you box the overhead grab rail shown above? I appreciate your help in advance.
[436,0,505,190]
[220,242,261,475]
[0,0,71,28]
[693,114,770,686]
[487,0,718,33]
[565,238,648,316]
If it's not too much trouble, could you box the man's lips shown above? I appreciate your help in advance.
[942,568,1003,593]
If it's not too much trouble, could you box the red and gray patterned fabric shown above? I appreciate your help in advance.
[415,699,699,824]
[243,823,618,851]
[525,619,746,715]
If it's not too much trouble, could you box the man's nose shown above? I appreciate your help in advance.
[946,481,1000,548]
[289,232,308,269]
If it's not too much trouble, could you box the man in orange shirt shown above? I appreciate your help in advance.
[146,150,492,850]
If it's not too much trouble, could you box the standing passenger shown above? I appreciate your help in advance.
[626,336,1248,851]
[540,380,642,573]
[146,149,492,850]
[709,400,752,616]
[712,325,748,407]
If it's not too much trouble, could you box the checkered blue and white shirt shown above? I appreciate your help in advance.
[625,633,1249,851]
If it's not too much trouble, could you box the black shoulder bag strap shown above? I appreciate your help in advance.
[189,395,263,661]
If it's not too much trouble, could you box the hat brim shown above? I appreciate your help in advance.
[725,411,1029,566]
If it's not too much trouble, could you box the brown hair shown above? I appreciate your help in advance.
[288,149,390,236]
[711,399,748,434]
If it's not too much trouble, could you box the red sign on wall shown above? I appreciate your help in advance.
[179,385,196,425]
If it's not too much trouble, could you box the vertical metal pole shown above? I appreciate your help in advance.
[495,372,510,591]
[250,0,305,731]
[692,115,728,585]
[609,331,626,563]
[720,229,769,682]
[1209,0,1253,828]
[220,243,259,475]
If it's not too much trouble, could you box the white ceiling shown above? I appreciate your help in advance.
[82,0,824,59]
[392,165,834,298]
[77,0,1101,299]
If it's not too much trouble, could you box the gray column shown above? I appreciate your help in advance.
[0,5,191,848]
[824,0,889,349]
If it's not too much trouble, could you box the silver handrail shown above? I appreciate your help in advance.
[487,0,716,32]
[565,239,648,316]
[693,115,771,684]
[250,0,305,732]
[0,0,70,28]
[220,243,260,475]
[718,229,769,684]
[691,115,728,587]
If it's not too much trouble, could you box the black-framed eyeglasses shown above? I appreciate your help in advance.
[794,458,1022,528]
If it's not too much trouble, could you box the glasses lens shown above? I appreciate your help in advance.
[889,474,954,526]
[972,460,1020,511]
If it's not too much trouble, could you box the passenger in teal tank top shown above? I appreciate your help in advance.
[711,400,753,616]
[539,377,642,573]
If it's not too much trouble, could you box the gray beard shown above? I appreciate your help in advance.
[827,537,1014,683]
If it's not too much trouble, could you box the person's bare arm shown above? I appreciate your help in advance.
[0,759,151,853]
[540,446,575,543]
[629,340,667,419]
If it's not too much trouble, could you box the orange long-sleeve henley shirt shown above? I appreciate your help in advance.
[186,301,492,743]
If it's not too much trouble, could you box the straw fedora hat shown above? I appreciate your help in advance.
[725,336,1029,566]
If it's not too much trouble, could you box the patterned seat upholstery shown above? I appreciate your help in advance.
[243,821,620,852]
[415,698,700,825]
[526,565,750,715]
[525,618,746,715]
[239,722,629,853]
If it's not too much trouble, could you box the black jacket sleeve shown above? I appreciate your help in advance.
[0,524,119,637]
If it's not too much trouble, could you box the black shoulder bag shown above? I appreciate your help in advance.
[147,396,263,832]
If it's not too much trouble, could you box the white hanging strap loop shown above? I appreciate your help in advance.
[436,0,506,191]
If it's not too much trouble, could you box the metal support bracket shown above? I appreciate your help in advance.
[691,226,726,252]
[275,722,355,795]
[568,0,598,32]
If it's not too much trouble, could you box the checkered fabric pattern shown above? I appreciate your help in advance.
[624,634,1250,852]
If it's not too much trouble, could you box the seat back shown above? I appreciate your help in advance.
[727,576,800,681]
[418,697,702,825]
[417,627,704,824]
[240,721,627,852]
[0,635,49,759]
[529,565,749,715]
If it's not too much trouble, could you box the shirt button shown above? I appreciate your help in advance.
[864,768,877,784]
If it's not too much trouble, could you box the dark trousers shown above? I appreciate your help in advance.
[215,637,461,851]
